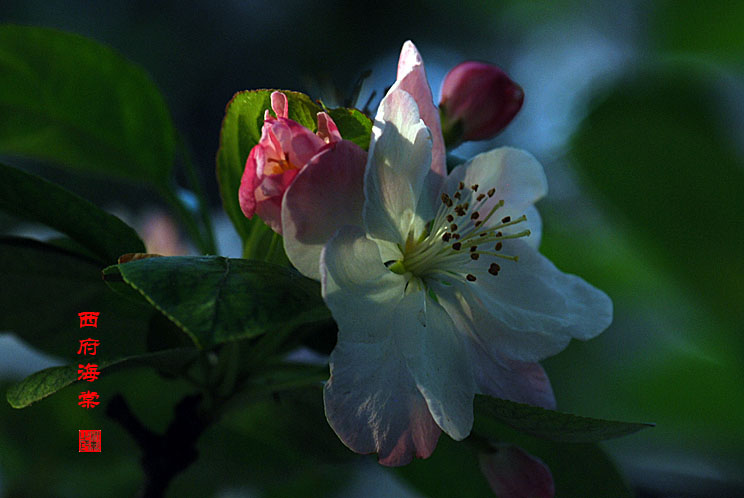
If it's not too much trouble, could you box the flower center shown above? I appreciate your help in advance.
[389,181,531,285]
[265,152,296,175]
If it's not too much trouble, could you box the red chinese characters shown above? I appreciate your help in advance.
[77,363,100,382]
[77,338,100,356]
[78,390,100,409]
[78,311,100,328]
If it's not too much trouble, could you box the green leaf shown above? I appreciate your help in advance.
[0,237,152,360]
[473,416,634,497]
[106,255,329,349]
[6,347,198,409]
[326,107,373,150]
[473,395,653,443]
[216,89,321,243]
[0,162,145,263]
[570,64,744,327]
[0,25,175,184]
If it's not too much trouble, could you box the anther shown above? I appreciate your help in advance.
[487,188,495,197]
[501,216,511,223]
[477,193,486,201]
[449,224,457,231]
[454,191,462,199]
[475,221,482,227]
[471,184,479,191]
[446,214,454,222]
[470,212,480,220]
[494,242,502,250]
[458,181,464,190]
[441,193,453,207]
[479,232,487,237]
[470,253,480,260]
[469,246,477,252]
[488,263,500,275]
[452,242,462,250]
[442,233,452,242]
[466,274,477,282]
[452,233,461,240]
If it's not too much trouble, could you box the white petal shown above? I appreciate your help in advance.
[395,291,476,440]
[522,204,542,250]
[392,41,446,223]
[465,338,556,409]
[324,338,441,466]
[442,147,548,225]
[433,239,612,362]
[321,225,406,343]
[321,226,476,443]
[364,88,432,245]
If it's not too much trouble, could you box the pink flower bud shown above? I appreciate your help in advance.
[239,91,342,234]
[439,61,524,144]
[479,444,555,498]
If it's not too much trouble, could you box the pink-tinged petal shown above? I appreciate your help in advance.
[364,88,432,245]
[442,147,548,227]
[282,140,367,279]
[253,168,299,234]
[433,239,612,363]
[396,41,446,177]
[479,445,555,498]
[316,112,342,144]
[324,338,442,467]
[465,338,555,409]
[270,91,288,118]
[270,119,326,168]
[238,145,263,218]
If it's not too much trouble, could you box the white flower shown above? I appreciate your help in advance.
[282,41,612,466]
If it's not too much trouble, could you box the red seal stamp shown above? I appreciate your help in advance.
[78,430,101,452]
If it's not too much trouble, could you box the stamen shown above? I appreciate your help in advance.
[488,263,500,275]
[501,216,511,223]
[469,246,477,252]
[454,191,461,199]
[487,188,495,197]
[466,274,477,282]
[494,242,502,250]
[446,214,454,222]
[458,181,464,190]
[477,193,486,202]
[452,242,462,250]
[450,224,458,231]
[470,212,479,220]
[441,193,453,207]
[470,253,480,260]
[442,233,451,242]
[471,184,479,191]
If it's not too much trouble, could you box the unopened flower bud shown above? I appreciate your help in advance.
[439,61,524,146]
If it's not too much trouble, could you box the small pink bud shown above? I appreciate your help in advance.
[439,61,524,145]
[239,91,342,234]
[478,444,554,498]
